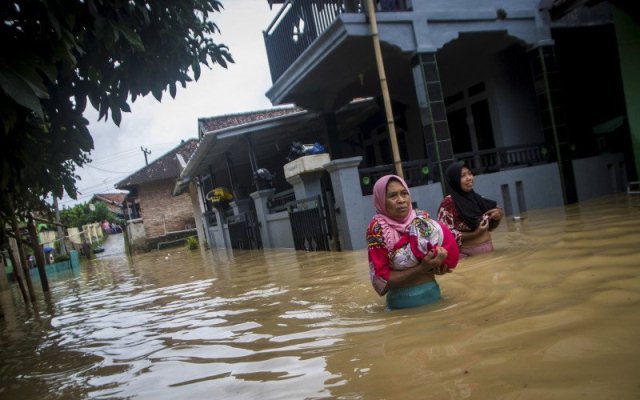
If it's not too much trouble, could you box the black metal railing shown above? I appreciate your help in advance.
[267,189,296,213]
[358,143,552,195]
[227,212,263,250]
[288,196,331,251]
[264,0,411,83]
[359,159,436,195]
[455,143,550,174]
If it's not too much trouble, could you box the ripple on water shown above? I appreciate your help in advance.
[1,194,640,399]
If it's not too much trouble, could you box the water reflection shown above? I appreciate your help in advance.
[1,194,639,399]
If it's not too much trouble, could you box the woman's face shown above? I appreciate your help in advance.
[460,166,474,192]
[385,179,411,220]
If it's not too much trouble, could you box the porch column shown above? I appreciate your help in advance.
[411,52,454,193]
[324,156,365,251]
[230,198,253,215]
[286,171,324,200]
[210,207,228,249]
[250,188,276,248]
[530,45,577,204]
[324,113,343,159]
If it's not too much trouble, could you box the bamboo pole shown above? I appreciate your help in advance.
[366,0,404,179]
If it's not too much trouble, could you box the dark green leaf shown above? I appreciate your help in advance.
[213,52,228,69]
[152,88,162,101]
[111,106,121,126]
[119,26,145,51]
[0,70,44,117]
[192,60,201,80]
[14,66,50,99]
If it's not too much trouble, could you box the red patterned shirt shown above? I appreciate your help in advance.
[366,210,433,296]
[436,195,467,246]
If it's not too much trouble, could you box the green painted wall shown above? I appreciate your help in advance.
[613,7,640,181]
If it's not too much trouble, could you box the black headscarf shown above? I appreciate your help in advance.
[445,162,497,231]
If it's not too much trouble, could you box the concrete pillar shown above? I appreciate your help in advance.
[230,198,253,215]
[286,171,324,201]
[68,227,81,245]
[324,156,365,250]
[250,188,276,248]
[210,207,228,249]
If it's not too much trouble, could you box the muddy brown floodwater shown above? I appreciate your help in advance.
[1,194,639,399]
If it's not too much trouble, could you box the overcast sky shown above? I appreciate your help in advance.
[59,0,281,208]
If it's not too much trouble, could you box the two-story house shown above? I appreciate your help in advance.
[177,0,638,252]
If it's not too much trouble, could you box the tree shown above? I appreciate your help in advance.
[0,0,233,222]
[60,202,112,229]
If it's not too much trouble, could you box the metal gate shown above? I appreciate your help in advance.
[227,211,262,250]
[288,196,331,251]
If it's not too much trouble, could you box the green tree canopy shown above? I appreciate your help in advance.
[60,202,113,230]
[0,0,233,222]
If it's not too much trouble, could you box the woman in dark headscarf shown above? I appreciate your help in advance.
[437,161,503,257]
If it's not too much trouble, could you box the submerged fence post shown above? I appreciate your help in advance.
[69,250,80,272]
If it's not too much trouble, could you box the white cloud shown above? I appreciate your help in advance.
[60,0,280,208]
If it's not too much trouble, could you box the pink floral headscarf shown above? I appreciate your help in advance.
[372,175,416,249]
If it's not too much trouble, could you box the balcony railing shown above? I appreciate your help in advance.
[455,143,550,175]
[359,159,436,196]
[263,0,412,83]
[358,143,551,195]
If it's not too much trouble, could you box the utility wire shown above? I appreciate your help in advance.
[85,164,136,174]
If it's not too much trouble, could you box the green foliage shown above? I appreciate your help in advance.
[61,201,112,229]
[0,0,233,221]
[185,236,199,250]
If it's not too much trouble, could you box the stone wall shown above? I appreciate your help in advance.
[138,179,195,239]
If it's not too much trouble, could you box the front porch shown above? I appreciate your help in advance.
[190,151,626,252]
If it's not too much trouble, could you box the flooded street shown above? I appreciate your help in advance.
[1,194,639,399]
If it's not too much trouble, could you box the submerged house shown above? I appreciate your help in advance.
[90,193,126,221]
[177,0,638,252]
[116,139,201,251]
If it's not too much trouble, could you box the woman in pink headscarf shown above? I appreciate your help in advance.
[366,175,458,309]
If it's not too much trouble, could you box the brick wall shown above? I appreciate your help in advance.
[138,179,195,239]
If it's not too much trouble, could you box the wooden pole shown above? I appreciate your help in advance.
[53,197,67,255]
[7,238,29,304]
[28,215,49,292]
[10,214,36,302]
[0,253,19,334]
[366,0,404,179]
[0,251,11,291]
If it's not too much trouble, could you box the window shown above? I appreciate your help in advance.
[445,81,495,154]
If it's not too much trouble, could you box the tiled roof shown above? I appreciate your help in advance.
[115,139,199,189]
[198,107,303,135]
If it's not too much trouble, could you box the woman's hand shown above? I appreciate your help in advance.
[484,208,503,231]
[421,246,449,275]
[388,249,447,289]
[484,208,503,221]
[476,216,490,233]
